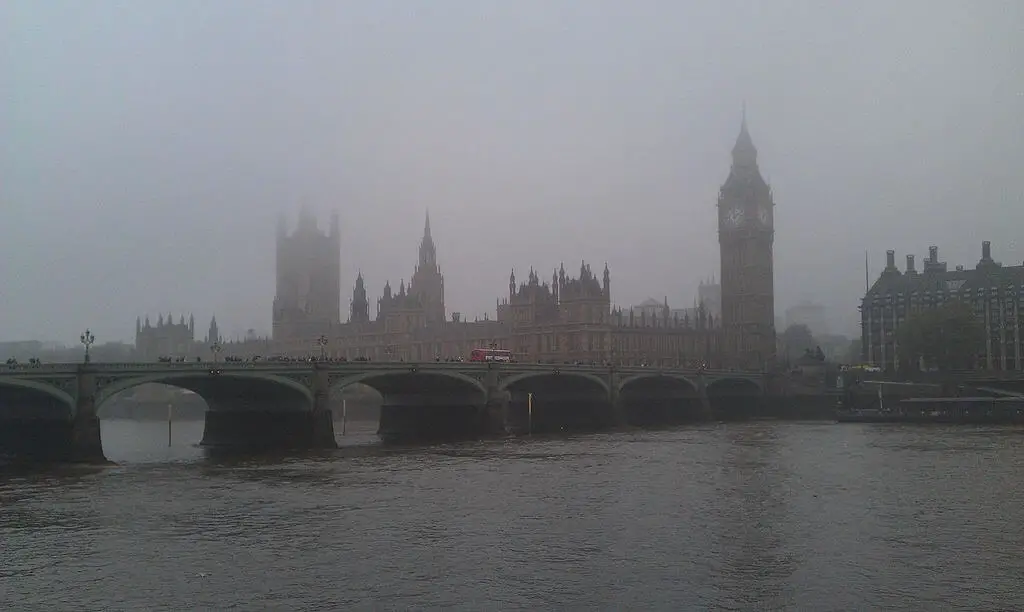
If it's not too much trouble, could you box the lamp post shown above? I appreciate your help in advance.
[317,335,328,360]
[210,341,222,364]
[80,329,95,364]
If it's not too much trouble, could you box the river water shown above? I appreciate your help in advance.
[2,420,1023,610]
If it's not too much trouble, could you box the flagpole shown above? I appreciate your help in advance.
[864,250,869,293]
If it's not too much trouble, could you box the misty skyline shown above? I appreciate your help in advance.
[3,1,1022,344]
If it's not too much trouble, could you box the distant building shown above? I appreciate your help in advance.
[132,313,232,360]
[860,242,1024,371]
[628,298,683,321]
[785,301,827,336]
[272,206,342,341]
[0,341,44,360]
[134,314,195,360]
[698,279,721,319]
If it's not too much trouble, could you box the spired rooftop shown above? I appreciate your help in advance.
[0,361,766,463]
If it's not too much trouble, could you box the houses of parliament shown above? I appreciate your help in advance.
[138,118,778,369]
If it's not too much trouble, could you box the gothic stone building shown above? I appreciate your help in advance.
[861,242,1024,372]
[496,265,720,366]
[717,113,777,370]
[326,213,505,361]
[269,211,720,365]
[134,313,222,361]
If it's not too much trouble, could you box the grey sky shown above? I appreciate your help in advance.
[2,0,1022,344]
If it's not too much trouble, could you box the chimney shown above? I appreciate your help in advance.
[906,254,916,273]
[982,240,992,260]
[929,246,938,263]
[886,250,896,269]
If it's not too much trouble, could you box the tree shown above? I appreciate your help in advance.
[781,324,816,362]
[897,300,984,373]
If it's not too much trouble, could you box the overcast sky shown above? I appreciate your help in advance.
[2,0,1022,344]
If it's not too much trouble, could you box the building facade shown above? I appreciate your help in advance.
[718,114,777,369]
[861,242,1024,372]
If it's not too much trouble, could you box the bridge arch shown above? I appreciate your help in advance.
[616,372,704,427]
[705,376,762,394]
[328,368,487,397]
[705,376,763,420]
[94,371,315,409]
[0,377,76,414]
[617,372,699,395]
[498,370,610,395]
[330,367,488,443]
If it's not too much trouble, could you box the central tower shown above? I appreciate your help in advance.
[272,206,342,340]
[409,211,446,325]
[717,111,776,369]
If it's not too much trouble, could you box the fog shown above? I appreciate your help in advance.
[2,0,1022,344]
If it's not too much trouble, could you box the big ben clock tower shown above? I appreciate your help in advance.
[717,110,776,370]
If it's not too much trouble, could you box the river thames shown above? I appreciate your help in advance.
[2,420,1023,610]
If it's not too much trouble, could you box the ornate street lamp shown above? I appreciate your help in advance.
[210,341,222,364]
[80,329,95,364]
[317,335,328,360]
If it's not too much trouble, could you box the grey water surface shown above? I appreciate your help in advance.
[2,420,1023,610]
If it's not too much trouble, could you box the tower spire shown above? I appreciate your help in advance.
[418,209,436,266]
[731,104,757,167]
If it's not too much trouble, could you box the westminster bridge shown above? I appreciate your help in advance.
[0,361,766,462]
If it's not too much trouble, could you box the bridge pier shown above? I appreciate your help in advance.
[696,374,715,421]
[311,369,338,448]
[504,390,616,434]
[198,369,337,450]
[377,393,486,442]
[708,393,764,420]
[484,366,510,435]
[70,370,106,464]
[200,410,333,449]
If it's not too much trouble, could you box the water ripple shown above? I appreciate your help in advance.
[1,420,1023,609]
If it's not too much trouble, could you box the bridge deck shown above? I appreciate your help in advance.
[1,362,760,379]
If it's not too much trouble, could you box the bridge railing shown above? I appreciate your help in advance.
[0,360,764,380]
[2,363,79,373]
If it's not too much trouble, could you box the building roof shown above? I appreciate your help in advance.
[866,243,1024,301]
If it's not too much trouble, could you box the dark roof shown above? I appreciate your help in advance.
[866,260,1024,300]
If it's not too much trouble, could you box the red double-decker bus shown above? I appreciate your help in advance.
[469,348,513,362]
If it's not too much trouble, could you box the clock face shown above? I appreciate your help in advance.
[758,208,770,226]
[725,208,744,226]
